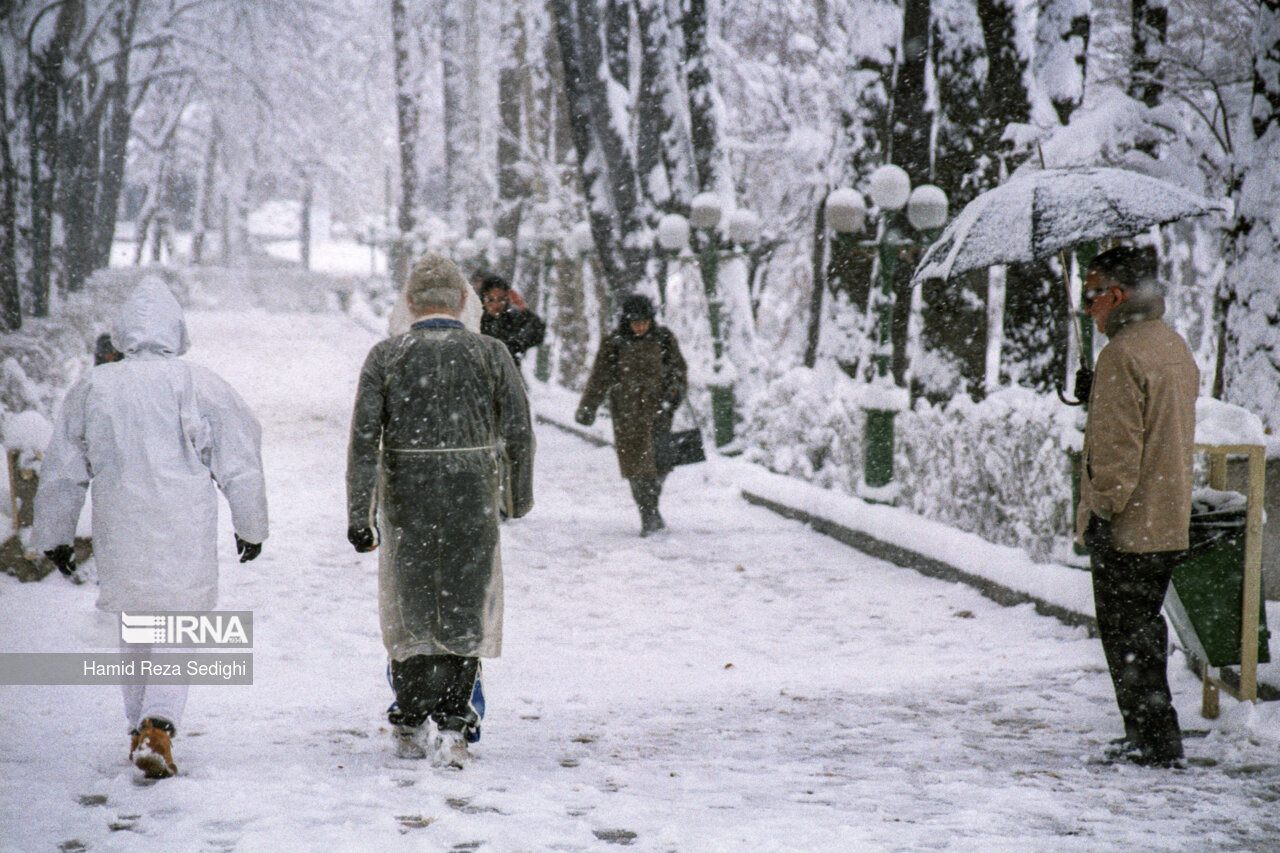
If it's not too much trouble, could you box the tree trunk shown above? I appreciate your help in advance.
[90,0,142,276]
[300,175,312,271]
[441,0,467,221]
[391,0,420,287]
[0,49,21,331]
[191,126,219,265]
[890,0,931,184]
[1130,0,1167,108]
[495,1,529,282]
[27,1,82,315]
[804,192,828,368]
[682,0,718,193]
[60,80,104,293]
[1222,0,1280,431]
[549,0,645,300]
[885,0,931,386]
[555,255,590,389]
[635,0,674,216]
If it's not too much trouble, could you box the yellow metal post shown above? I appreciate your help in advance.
[1190,444,1266,707]
[1239,447,1265,702]
[1201,661,1220,719]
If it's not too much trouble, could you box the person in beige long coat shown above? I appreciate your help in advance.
[1075,246,1198,768]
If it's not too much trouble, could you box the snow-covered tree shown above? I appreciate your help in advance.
[1130,0,1168,108]
[1222,0,1280,431]
[1034,0,1091,124]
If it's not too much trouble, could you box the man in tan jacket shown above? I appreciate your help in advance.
[1076,246,1198,768]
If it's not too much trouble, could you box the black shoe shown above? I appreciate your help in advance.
[1103,736,1139,761]
[639,510,661,537]
[1102,739,1184,768]
[1128,742,1185,768]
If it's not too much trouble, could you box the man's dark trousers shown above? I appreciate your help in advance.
[388,654,480,734]
[1088,520,1184,760]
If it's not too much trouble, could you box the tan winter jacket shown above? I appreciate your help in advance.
[1075,294,1199,553]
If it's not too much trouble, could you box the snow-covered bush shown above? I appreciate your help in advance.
[739,368,1078,561]
[897,388,1077,561]
[0,269,175,432]
[739,362,867,491]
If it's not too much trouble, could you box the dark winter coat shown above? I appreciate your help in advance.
[480,308,546,367]
[1075,293,1198,553]
[347,320,535,661]
[578,324,687,480]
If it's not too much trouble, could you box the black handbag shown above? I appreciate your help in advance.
[654,428,706,470]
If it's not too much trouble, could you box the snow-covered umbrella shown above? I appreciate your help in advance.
[910,167,1223,404]
[911,167,1222,285]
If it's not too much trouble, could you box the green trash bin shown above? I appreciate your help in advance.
[1166,498,1271,668]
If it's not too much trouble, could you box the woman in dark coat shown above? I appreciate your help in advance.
[575,295,688,536]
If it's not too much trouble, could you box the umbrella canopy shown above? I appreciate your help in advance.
[912,167,1223,285]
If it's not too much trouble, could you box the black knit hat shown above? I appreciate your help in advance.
[620,294,656,322]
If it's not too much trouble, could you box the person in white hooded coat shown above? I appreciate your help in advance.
[32,277,268,778]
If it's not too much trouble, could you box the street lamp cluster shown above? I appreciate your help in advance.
[824,165,948,498]
[431,168,945,490]
[655,193,760,448]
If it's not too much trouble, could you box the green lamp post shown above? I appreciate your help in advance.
[658,196,758,448]
[836,165,948,499]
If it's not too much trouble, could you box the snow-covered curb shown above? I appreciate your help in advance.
[732,470,1096,630]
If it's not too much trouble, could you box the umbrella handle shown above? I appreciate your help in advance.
[1057,379,1085,407]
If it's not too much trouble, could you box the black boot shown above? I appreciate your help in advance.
[629,477,662,536]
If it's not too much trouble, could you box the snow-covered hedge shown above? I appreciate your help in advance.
[0,270,144,429]
[740,366,1079,561]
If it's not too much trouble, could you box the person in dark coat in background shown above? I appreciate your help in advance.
[347,253,535,768]
[94,333,123,365]
[478,273,545,369]
[575,294,687,536]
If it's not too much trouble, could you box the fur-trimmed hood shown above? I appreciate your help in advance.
[1103,289,1166,337]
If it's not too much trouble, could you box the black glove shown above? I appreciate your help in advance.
[659,392,681,417]
[1074,366,1093,403]
[348,525,378,553]
[44,544,76,577]
[1083,514,1112,553]
[574,406,595,426]
[235,534,262,563]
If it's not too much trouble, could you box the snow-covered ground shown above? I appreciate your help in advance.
[3,303,1279,852]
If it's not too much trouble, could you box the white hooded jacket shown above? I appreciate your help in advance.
[32,279,268,611]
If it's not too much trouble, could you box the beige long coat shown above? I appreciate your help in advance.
[1075,295,1199,553]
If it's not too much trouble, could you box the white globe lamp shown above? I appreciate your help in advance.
[689,193,724,230]
[726,209,761,246]
[825,188,867,234]
[906,185,949,231]
[868,164,911,211]
[656,213,691,252]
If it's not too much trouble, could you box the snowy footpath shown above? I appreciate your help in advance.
[3,307,1280,852]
